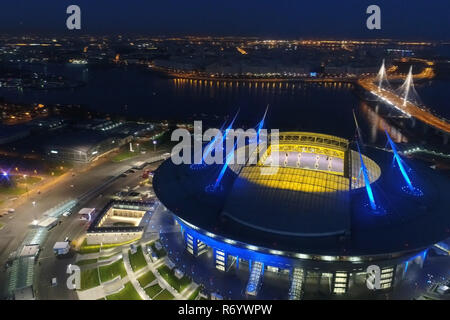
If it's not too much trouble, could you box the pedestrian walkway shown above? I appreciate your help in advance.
[122,248,150,300]
[76,238,188,300]
[141,241,183,299]
[75,245,125,261]
[77,275,129,300]
[182,282,200,299]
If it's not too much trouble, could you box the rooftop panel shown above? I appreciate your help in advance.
[222,166,350,237]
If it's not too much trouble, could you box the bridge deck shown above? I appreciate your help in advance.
[358,78,450,134]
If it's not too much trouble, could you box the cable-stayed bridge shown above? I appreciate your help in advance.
[358,61,450,134]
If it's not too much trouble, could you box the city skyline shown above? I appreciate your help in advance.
[1,1,450,40]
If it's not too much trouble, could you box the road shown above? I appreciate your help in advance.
[357,66,450,134]
[33,161,163,300]
[0,147,169,298]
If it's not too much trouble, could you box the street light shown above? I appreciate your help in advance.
[153,140,157,152]
[23,174,28,197]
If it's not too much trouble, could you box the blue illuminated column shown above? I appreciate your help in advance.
[421,249,428,267]
[385,130,414,191]
[403,261,409,277]
[356,142,377,211]
[213,141,238,190]
[414,249,428,268]
[201,119,228,164]
[219,109,240,149]
[214,248,227,271]
[255,105,268,145]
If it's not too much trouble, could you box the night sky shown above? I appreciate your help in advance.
[1,0,449,40]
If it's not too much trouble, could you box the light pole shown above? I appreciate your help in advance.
[153,140,157,152]
[23,174,28,198]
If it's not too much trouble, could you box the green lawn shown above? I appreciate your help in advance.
[154,289,174,300]
[106,282,142,300]
[76,259,98,266]
[151,243,167,258]
[129,246,147,272]
[99,259,127,283]
[80,268,100,290]
[46,162,73,176]
[188,286,202,300]
[0,186,27,196]
[137,271,156,288]
[78,246,100,254]
[15,176,42,185]
[113,222,134,226]
[157,265,191,293]
[112,150,138,162]
[144,283,163,298]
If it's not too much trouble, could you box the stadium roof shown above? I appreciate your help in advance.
[153,132,450,257]
[222,166,350,237]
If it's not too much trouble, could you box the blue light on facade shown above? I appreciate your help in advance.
[176,217,293,269]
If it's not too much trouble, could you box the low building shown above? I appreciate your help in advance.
[34,217,58,230]
[27,118,66,131]
[19,245,40,258]
[86,200,153,245]
[44,131,122,163]
[14,286,35,300]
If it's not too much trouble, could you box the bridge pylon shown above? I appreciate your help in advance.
[395,66,423,107]
[375,59,391,92]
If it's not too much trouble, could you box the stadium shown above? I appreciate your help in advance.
[153,131,450,299]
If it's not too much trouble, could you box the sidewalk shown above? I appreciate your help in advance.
[75,246,124,262]
[77,275,130,300]
[141,242,183,299]
[122,248,150,300]
[76,252,123,269]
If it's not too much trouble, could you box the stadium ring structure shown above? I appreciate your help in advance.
[153,131,450,298]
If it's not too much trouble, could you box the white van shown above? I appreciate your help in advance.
[62,211,71,217]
